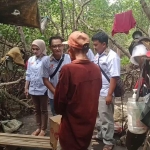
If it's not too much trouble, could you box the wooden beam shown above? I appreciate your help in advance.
[0,133,52,149]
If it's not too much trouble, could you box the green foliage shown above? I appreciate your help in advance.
[0,0,150,61]
[121,56,130,66]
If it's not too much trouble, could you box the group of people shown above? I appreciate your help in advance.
[24,31,120,150]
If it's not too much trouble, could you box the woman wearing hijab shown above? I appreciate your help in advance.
[24,39,48,136]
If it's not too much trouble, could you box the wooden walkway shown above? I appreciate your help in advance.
[0,133,52,149]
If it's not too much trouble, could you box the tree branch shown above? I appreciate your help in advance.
[136,25,148,36]
[72,0,75,31]
[140,0,150,21]
[16,26,28,52]
[0,90,34,110]
[0,77,24,87]
[81,20,130,58]
[0,37,14,48]
[109,37,130,58]
[59,0,65,37]
[49,15,59,34]
[75,0,91,30]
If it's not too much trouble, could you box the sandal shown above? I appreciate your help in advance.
[103,145,114,150]
[38,130,47,136]
[31,129,41,136]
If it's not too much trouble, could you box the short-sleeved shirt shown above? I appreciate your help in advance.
[94,48,120,96]
[86,49,95,61]
[41,54,71,99]
[26,56,47,95]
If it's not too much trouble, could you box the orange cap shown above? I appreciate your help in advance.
[63,31,90,50]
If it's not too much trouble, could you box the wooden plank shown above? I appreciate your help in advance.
[0,139,51,148]
[0,133,52,149]
[0,133,49,139]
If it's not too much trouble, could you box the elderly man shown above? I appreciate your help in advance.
[54,31,102,150]
[41,36,71,116]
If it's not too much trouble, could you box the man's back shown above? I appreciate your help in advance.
[54,59,101,150]
[64,59,101,117]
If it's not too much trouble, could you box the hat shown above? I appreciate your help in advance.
[130,44,147,65]
[63,31,90,50]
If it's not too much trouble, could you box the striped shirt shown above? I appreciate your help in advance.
[41,54,71,99]
[26,56,47,95]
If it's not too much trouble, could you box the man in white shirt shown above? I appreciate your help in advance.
[86,49,95,61]
[92,32,120,150]
[41,36,71,116]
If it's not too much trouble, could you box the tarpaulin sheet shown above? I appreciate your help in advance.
[0,0,40,28]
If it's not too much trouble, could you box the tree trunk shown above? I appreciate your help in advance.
[72,0,75,31]
[140,0,150,21]
[17,26,28,52]
[60,0,65,38]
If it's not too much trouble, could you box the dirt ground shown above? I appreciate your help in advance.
[17,108,127,150]
[2,93,143,150]
[16,99,129,150]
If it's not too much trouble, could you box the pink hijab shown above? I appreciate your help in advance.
[32,39,47,55]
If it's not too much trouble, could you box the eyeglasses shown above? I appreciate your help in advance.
[51,44,63,49]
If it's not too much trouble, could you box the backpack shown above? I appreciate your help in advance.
[100,67,125,97]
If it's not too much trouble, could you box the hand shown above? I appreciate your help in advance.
[106,94,112,105]
[52,89,55,94]
[24,88,29,98]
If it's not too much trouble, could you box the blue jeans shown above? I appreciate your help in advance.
[50,99,56,116]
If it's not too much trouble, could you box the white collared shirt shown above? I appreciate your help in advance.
[86,49,95,61]
[26,56,47,95]
[94,49,120,96]
[41,54,71,99]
